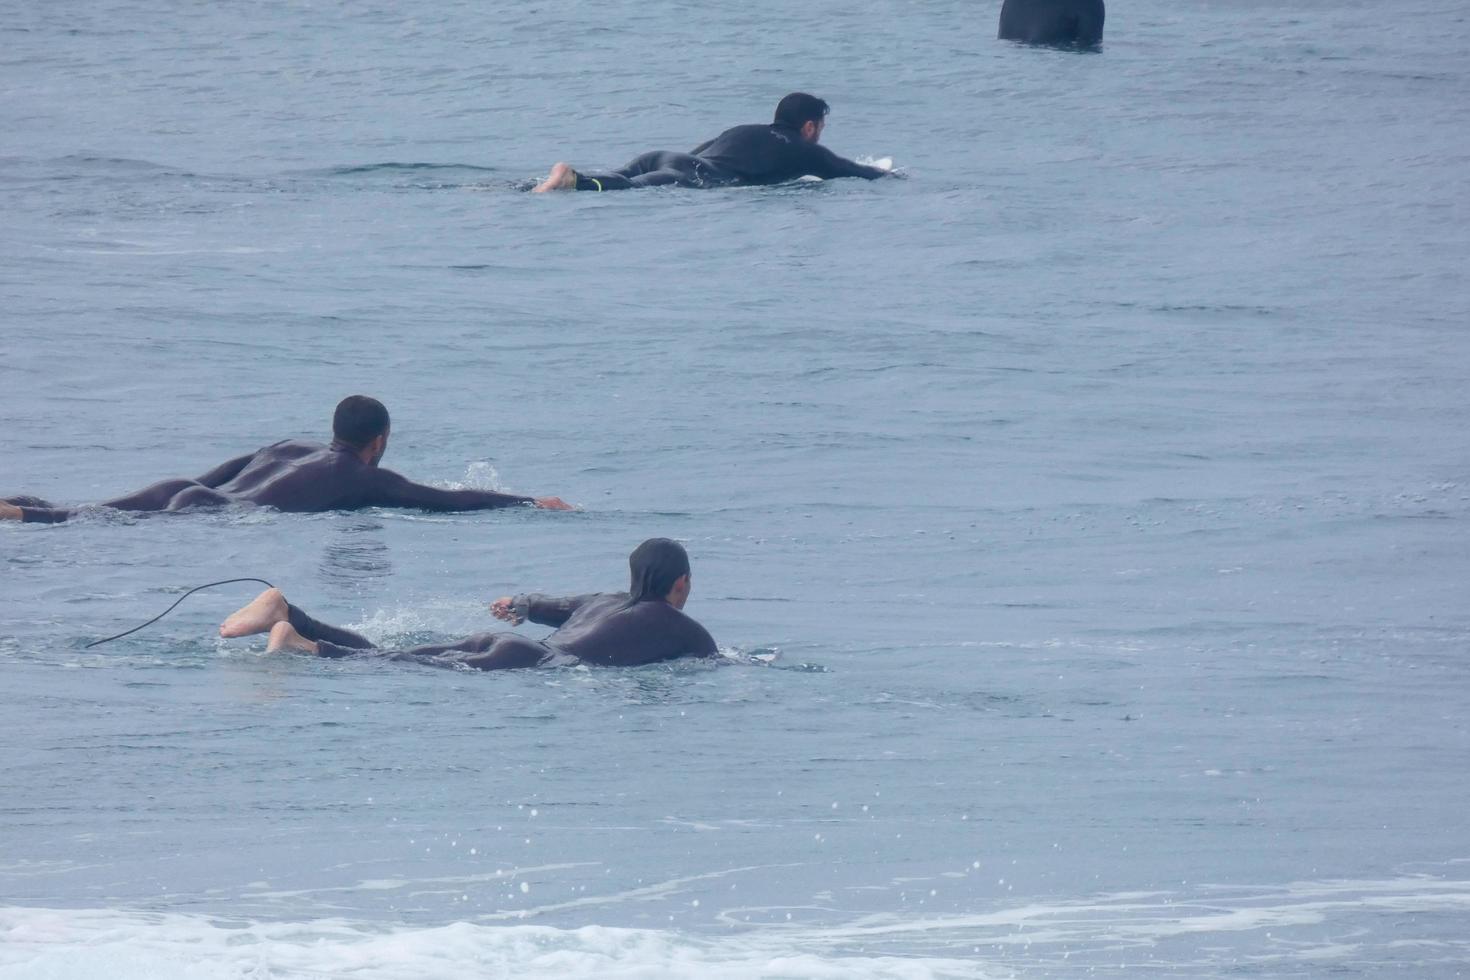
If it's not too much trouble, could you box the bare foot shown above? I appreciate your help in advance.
[534,496,574,511]
[220,587,288,638]
[267,621,319,654]
[0,502,21,521]
[532,162,578,193]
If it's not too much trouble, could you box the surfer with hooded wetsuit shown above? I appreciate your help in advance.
[1,395,571,524]
[218,538,717,670]
[532,93,889,192]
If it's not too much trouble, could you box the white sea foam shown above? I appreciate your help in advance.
[712,876,1470,966]
[0,908,984,980]
[5,875,1469,978]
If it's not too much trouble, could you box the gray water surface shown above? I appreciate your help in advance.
[3,0,1469,976]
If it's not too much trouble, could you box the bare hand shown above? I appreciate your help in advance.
[534,496,574,511]
[490,596,523,624]
[0,502,22,521]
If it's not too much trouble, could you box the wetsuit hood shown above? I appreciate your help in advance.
[627,538,690,604]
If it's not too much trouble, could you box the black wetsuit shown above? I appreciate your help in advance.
[5,439,533,524]
[573,123,888,191]
[284,592,717,670]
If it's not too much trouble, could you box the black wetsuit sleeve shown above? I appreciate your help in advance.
[805,144,888,181]
[194,451,257,488]
[362,468,534,512]
[521,593,599,627]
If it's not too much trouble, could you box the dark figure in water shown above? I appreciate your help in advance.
[532,93,890,193]
[998,0,1105,48]
[0,395,571,524]
[219,538,717,670]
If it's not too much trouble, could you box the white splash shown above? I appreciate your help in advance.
[445,462,506,492]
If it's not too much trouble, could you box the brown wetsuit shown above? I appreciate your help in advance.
[5,439,533,523]
[285,592,718,670]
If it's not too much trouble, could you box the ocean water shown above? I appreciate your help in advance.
[3,0,1469,976]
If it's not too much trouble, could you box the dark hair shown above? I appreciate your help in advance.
[332,395,390,449]
[627,538,691,604]
[773,92,830,129]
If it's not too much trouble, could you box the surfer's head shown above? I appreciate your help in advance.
[628,538,692,609]
[333,395,391,466]
[774,92,829,144]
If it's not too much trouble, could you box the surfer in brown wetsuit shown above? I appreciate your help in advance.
[1,395,571,523]
[532,93,890,192]
[218,538,717,670]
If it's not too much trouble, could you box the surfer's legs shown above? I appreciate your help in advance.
[225,589,546,669]
[533,162,636,192]
[457,636,548,670]
[621,151,714,188]
[532,162,581,193]
[288,629,547,669]
[286,604,375,650]
[98,478,197,511]
[265,606,377,659]
[534,152,718,193]
[3,481,231,523]
[220,589,375,651]
[266,621,324,655]
[1,496,62,522]
[221,588,289,637]
[213,587,309,653]
[400,633,548,671]
[99,478,229,514]
[441,637,552,675]
[164,485,232,511]
[3,495,58,509]
[575,171,635,191]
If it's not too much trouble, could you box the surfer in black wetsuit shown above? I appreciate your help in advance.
[0,395,572,524]
[531,92,889,193]
[218,538,717,670]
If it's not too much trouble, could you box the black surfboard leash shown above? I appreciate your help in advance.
[85,577,276,649]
